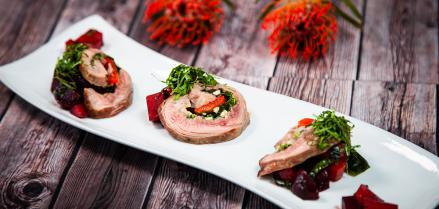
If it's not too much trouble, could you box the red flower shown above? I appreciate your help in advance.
[143,0,224,47]
[261,0,337,60]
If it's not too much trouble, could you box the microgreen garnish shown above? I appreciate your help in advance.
[165,64,217,99]
[91,53,106,66]
[54,43,87,90]
[312,110,354,155]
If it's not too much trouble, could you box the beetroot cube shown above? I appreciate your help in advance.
[146,92,164,122]
[354,184,384,205]
[342,196,361,209]
[363,198,398,209]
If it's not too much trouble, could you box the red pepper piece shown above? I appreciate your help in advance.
[104,57,119,85]
[298,118,314,127]
[194,95,226,114]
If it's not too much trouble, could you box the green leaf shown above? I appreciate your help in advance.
[340,0,363,20]
[222,0,235,10]
[346,149,370,176]
[259,2,276,20]
[333,4,363,29]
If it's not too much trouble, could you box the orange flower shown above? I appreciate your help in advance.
[261,0,337,60]
[143,0,224,47]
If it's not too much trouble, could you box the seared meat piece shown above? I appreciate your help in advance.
[83,69,132,118]
[158,84,250,144]
[258,126,337,176]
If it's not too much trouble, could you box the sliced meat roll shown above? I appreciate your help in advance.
[83,69,133,118]
[258,126,337,176]
[158,84,250,144]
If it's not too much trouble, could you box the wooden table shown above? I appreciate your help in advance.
[0,0,437,208]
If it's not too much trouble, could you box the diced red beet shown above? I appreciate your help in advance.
[354,184,384,205]
[291,170,319,200]
[327,156,347,181]
[146,92,164,122]
[65,29,103,49]
[363,198,398,209]
[52,83,81,110]
[277,168,298,182]
[315,170,329,191]
[70,104,88,118]
[342,196,361,209]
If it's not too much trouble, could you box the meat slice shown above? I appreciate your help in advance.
[83,69,133,118]
[80,48,115,87]
[158,84,250,144]
[258,126,337,176]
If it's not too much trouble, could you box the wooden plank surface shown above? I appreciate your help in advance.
[273,0,363,80]
[358,0,438,83]
[0,0,67,121]
[195,0,277,78]
[52,135,157,208]
[351,81,437,154]
[0,98,82,208]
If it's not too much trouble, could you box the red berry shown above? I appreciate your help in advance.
[146,92,165,122]
[327,156,347,181]
[70,104,88,118]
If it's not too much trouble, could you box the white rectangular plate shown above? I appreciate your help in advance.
[1,15,438,209]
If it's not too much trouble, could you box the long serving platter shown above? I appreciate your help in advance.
[1,15,438,209]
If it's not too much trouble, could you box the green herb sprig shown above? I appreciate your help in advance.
[54,43,88,89]
[165,64,217,99]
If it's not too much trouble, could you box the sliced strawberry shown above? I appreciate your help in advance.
[327,156,347,181]
[70,104,88,118]
[146,92,164,122]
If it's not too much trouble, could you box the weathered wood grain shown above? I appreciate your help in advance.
[0,86,13,121]
[351,81,437,154]
[52,0,141,35]
[269,77,353,114]
[144,160,245,209]
[0,98,82,208]
[273,0,363,80]
[195,0,276,78]
[0,0,67,121]
[358,0,438,83]
[243,77,353,209]
[52,134,157,208]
